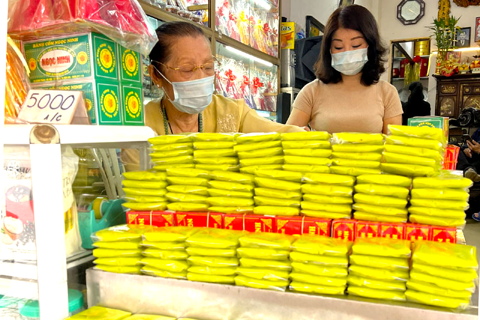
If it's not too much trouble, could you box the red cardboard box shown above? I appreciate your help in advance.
[332,220,356,241]
[420,57,429,77]
[430,226,457,244]
[174,212,224,229]
[224,214,275,233]
[126,211,175,227]
[356,221,381,239]
[379,223,405,240]
[405,224,431,241]
[276,216,331,236]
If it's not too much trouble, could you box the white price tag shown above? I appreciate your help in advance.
[18,89,90,124]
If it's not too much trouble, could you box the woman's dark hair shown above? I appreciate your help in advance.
[149,21,206,68]
[408,81,424,103]
[314,5,387,86]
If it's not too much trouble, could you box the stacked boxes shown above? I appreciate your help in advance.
[406,241,478,310]
[206,171,255,214]
[409,175,472,228]
[330,133,383,176]
[382,125,445,177]
[281,131,332,174]
[235,233,293,291]
[235,133,284,174]
[289,236,350,295]
[186,228,242,284]
[347,238,410,302]
[301,173,355,220]
[91,225,146,275]
[353,174,411,223]
[122,171,168,211]
[24,33,144,125]
[193,133,239,172]
[165,168,211,212]
[149,135,195,171]
[253,170,302,216]
[140,227,196,279]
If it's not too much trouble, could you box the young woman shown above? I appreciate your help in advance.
[287,5,403,133]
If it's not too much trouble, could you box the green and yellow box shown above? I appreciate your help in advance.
[23,33,143,126]
[408,116,449,141]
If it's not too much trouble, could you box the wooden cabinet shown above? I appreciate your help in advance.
[434,74,480,118]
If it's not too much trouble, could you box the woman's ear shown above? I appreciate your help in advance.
[149,64,163,88]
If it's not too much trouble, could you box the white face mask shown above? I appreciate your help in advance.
[155,65,214,114]
[331,47,369,76]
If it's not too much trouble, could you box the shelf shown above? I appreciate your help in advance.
[393,55,430,60]
[87,269,477,320]
[392,77,429,81]
[4,125,155,147]
[139,0,213,37]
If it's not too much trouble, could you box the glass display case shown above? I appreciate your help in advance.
[216,42,278,112]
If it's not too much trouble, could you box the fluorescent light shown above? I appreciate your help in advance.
[226,46,274,67]
[255,0,271,10]
[431,47,480,54]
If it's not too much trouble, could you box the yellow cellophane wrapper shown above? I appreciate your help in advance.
[151,143,193,151]
[290,281,346,295]
[282,165,330,174]
[347,275,406,291]
[412,262,478,282]
[290,272,347,287]
[291,262,348,278]
[253,206,300,216]
[193,141,236,149]
[166,176,208,187]
[332,144,384,153]
[123,171,167,181]
[140,265,187,280]
[292,235,352,256]
[208,180,254,192]
[192,133,236,142]
[153,164,195,171]
[166,168,211,178]
[354,193,408,208]
[332,158,381,169]
[302,194,353,204]
[388,125,446,144]
[348,286,406,301]
[354,184,409,199]
[188,266,237,276]
[237,247,289,260]
[194,157,239,165]
[123,188,167,197]
[407,279,473,299]
[239,232,294,249]
[140,258,189,273]
[186,247,237,257]
[411,188,469,201]
[332,133,384,145]
[67,306,131,319]
[255,169,303,182]
[125,196,168,203]
[167,202,209,212]
[236,132,280,143]
[236,267,289,281]
[197,164,239,172]
[149,135,192,145]
[410,199,469,210]
[282,140,331,149]
[94,265,142,274]
[235,275,289,291]
[186,228,244,249]
[302,173,355,186]
[301,202,352,214]
[141,241,185,250]
[301,184,353,197]
[93,241,141,250]
[234,140,281,152]
[142,249,188,260]
[150,150,193,159]
[153,155,193,165]
[408,206,465,219]
[289,252,348,267]
[385,135,444,151]
[237,147,283,160]
[301,210,352,220]
[210,171,255,183]
[240,165,282,174]
[165,193,208,203]
[254,177,301,191]
[348,265,409,281]
[188,256,239,267]
[383,152,439,168]
[122,202,167,211]
[354,212,407,223]
[332,152,382,161]
[409,215,466,228]
[93,224,152,242]
[239,258,292,271]
[187,273,235,284]
[255,188,302,200]
[350,254,409,270]
[330,166,382,176]
[384,144,444,162]
[240,156,284,167]
[405,290,470,310]
[206,197,254,207]
[254,196,301,207]
[283,149,332,158]
[93,257,141,266]
[208,206,254,214]
[357,174,412,187]
[352,238,411,258]
[412,242,478,269]
[284,156,332,166]
[143,227,198,242]
[281,131,331,141]
[413,174,472,189]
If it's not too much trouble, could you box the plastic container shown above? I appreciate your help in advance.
[20,289,84,319]
[0,295,23,320]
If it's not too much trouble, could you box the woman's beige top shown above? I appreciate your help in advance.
[123,94,303,171]
[293,79,403,133]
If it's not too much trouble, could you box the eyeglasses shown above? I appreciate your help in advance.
[154,57,220,79]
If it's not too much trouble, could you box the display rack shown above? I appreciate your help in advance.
[139,0,281,115]
[3,124,155,319]
[86,269,478,320]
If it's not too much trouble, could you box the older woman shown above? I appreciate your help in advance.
[123,21,302,170]
[287,5,402,133]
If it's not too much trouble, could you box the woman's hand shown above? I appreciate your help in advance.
[464,148,473,158]
[467,140,480,154]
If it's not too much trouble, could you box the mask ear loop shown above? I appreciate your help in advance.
[151,62,175,102]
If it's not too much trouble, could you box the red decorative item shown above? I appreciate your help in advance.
[332,220,356,241]
[252,77,264,95]
[174,212,224,229]
[379,223,405,240]
[443,145,460,170]
[430,226,456,244]
[126,211,175,227]
[420,57,429,77]
[356,221,380,239]
[276,216,331,236]
[413,55,422,63]
[224,214,276,233]
[405,224,431,242]
[8,0,157,56]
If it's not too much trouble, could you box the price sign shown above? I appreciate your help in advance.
[18,90,90,124]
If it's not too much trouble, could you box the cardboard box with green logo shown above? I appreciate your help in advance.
[23,33,144,126]
[408,116,449,141]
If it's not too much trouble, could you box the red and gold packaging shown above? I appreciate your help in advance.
[276,216,331,236]
[356,221,380,239]
[379,223,405,240]
[332,220,356,241]
[224,214,276,233]
[430,226,457,244]
[405,224,431,242]
[126,211,175,227]
[174,212,224,229]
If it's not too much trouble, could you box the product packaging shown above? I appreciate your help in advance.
[332,220,357,241]
[174,212,224,229]
[276,216,331,237]
[126,211,175,227]
[224,214,276,233]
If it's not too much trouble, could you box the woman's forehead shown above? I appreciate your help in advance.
[169,36,212,64]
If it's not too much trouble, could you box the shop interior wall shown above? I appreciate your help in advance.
[283,0,480,114]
